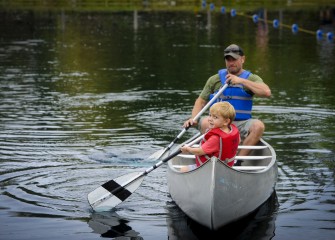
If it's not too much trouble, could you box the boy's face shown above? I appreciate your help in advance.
[208,111,230,129]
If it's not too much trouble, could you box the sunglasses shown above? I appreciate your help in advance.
[224,49,242,54]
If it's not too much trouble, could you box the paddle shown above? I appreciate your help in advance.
[88,133,204,211]
[151,82,229,160]
[148,131,201,160]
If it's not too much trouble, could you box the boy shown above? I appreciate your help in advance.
[181,102,240,168]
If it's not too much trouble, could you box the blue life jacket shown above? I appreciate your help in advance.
[209,69,253,121]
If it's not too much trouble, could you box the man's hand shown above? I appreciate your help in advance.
[225,73,243,85]
[183,118,198,128]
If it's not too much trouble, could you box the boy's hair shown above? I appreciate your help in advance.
[210,102,236,124]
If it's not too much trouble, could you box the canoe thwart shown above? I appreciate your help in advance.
[177,154,272,160]
[173,164,267,171]
[233,166,267,171]
[235,156,272,160]
[192,144,268,150]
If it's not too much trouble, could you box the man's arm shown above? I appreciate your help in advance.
[183,97,208,128]
[240,80,271,97]
[225,73,271,97]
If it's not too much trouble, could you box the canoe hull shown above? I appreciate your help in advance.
[167,139,277,230]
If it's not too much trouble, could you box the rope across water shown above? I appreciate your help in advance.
[202,0,334,42]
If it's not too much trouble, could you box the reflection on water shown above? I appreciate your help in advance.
[0,6,335,240]
[89,212,143,239]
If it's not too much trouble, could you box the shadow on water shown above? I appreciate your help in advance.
[87,191,278,240]
[166,191,279,240]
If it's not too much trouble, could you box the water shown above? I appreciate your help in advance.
[1,5,335,240]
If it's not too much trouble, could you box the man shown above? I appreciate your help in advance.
[183,44,271,157]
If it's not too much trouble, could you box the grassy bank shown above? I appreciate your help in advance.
[1,0,334,12]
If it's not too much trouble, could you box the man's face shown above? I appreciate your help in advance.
[225,56,245,75]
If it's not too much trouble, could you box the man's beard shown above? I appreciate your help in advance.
[228,66,240,74]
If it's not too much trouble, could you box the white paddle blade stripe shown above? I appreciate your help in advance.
[88,172,144,211]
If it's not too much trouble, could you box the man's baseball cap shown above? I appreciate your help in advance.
[224,44,244,59]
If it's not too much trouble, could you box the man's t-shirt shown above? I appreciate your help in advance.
[199,72,263,101]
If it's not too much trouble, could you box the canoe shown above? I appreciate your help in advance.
[167,138,277,230]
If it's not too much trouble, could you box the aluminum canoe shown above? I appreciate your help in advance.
[167,138,277,230]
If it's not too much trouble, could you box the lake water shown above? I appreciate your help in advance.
[0,4,335,240]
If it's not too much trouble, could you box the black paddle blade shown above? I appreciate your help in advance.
[88,172,145,211]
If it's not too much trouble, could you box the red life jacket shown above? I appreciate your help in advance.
[196,124,240,167]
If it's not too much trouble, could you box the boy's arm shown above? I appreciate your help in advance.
[180,135,219,156]
[181,145,205,155]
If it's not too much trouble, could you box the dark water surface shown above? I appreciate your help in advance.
[1,6,335,240]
